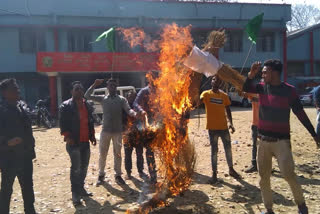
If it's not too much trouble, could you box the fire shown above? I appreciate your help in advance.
[152,23,195,195]
[118,27,160,52]
[118,27,146,48]
[123,23,196,213]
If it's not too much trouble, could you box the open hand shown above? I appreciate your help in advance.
[248,61,261,79]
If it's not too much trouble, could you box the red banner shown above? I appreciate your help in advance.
[37,52,159,72]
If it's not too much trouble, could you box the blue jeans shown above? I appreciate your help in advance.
[316,110,320,135]
[124,144,144,174]
[66,142,90,194]
[208,129,233,173]
[251,125,258,165]
[0,159,35,214]
[124,129,144,174]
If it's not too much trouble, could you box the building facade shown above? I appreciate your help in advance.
[0,0,291,114]
[287,23,320,89]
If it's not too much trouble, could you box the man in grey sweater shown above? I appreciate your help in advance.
[85,78,137,185]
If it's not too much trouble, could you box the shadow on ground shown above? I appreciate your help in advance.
[151,189,217,214]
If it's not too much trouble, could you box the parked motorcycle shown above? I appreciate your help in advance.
[22,100,55,129]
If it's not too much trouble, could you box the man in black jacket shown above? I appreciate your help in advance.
[59,81,96,206]
[0,78,37,214]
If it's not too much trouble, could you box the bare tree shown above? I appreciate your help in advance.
[287,4,320,32]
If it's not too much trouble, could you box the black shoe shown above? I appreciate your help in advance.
[25,206,37,214]
[208,172,218,184]
[115,176,126,185]
[72,192,81,206]
[126,172,132,180]
[96,175,105,186]
[261,211,275,214]
[245,165,258,173]
[150,173,157,184]
[139,171,149,180]
[79,188,93,197]
[229,168,242,179]
[150,177,157,185]
[298,202,308,214]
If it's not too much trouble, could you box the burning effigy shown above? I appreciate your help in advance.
[116,24,245,213]
[118,24,197,213]
[184,30,245,91]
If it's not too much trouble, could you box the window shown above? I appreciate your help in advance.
[224,31,243,52]
[67,30,92,52]
[287,61,305,77]
[256,32,275,52]
[19,29,46,53]
[315,62,320,75]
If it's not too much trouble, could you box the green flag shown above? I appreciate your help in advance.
[245,13,264,44]
[94,27,115,52]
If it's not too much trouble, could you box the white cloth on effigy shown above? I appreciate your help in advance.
[183,45,223,77]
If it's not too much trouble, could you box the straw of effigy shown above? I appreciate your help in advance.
[183,45,245,91]
[217,64,245,91]
[184,30,245,91]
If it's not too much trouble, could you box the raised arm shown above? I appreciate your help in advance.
[84,79,104,103]
[243,61,262,93]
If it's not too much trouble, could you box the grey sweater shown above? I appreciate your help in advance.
[85,86,136,133]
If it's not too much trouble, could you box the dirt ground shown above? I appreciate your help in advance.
[3,107,320,214]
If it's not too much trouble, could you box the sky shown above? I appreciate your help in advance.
[237,0,320,8]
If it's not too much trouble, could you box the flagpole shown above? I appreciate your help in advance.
[240,42,254,75]
[240,12,263,75]
[93,27,115,79]
[111,51,114,78]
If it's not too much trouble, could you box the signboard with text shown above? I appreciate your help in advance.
[37,52,159,72]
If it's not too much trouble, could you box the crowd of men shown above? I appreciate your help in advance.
[0,60,320,214]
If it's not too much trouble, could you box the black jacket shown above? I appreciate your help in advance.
[59,98,95,143]
[0,100,36,168]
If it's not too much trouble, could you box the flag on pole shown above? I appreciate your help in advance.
[245,13,264,44]
[93,27,115,52]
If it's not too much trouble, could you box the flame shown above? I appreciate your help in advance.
[118,27,160,52]
[151,23,195,195]
[118,27,146,48]
[123,23,196,213]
